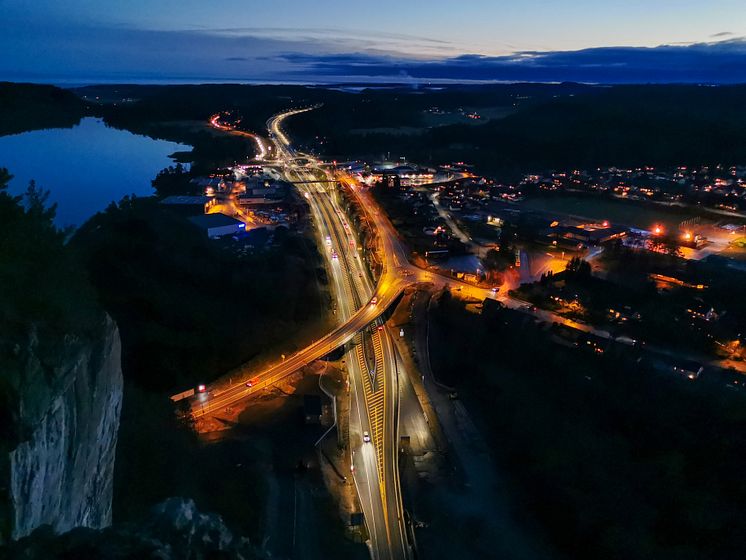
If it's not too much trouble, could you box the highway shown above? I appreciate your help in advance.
[196,108,608,559]
[196,108,576,560]
[266,109,409,560]
[193,115,409,424]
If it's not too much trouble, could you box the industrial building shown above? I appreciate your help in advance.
[188,213,246,239]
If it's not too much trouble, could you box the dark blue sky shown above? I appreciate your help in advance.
[2,0,745,84]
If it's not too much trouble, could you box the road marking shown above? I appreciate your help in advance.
[357,328,386,486]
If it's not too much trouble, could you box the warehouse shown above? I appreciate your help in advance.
[188,213,245,239]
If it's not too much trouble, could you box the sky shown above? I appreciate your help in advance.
[1,0,745,84]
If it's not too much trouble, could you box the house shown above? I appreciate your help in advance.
[545,224,627,248]
[188,213,245,239]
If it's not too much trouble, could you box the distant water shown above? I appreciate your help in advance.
[0,118,188,227]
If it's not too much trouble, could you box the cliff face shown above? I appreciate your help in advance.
[1,315,122,541]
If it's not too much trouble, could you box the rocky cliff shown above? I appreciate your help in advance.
[4,498,265,560]
[1,315,122,542]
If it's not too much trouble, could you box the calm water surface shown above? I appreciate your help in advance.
[0,118,188,226]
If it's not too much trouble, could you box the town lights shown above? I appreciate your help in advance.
[682,231,693,241]
[653,225,664,236]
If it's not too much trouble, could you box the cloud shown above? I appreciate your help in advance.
[1,18,745,85]
[711,31,734,38]
[277,38,746,84]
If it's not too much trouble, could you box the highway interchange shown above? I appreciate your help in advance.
[193,107,612,559]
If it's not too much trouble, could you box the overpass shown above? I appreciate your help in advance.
[191,270,407,418]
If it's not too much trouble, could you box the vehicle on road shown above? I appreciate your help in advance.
[363,431,371,443]
[370,296,378,305]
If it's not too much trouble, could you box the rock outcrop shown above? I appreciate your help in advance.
[1,315,122,542]
[3,498,264,560]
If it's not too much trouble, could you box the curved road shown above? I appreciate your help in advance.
[192,108,614,559]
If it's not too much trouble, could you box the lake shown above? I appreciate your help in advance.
[0,117,188,227]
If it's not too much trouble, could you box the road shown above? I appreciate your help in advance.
[429,191,473,247]
[267,109,409,560]
[191,108,630,558]
[193,111,632,425]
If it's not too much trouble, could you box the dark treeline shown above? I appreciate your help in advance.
[6,82,746,179]
[71,196,327,393]
[0,82,89,136]
[286,84,746,178]
[79,84,335,171]
[0,168,103,448]
[70,196,328,529]
[429,292,746,560]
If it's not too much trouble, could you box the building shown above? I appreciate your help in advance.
[544,223,627,248]
[381,173,401,189]
[188,213,246,239]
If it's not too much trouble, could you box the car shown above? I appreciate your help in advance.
[197,384,207,393]
[245,381,253,388]
[363,431,371,443]
[325,235,332,246]
[331,250,338,259]
[491,287,499,293]
[370,296,378,305]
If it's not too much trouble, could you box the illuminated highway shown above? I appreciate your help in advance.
[199,110,410,559]
[268,110,409,560]
[196,108,609,559]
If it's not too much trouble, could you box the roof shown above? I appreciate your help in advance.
[190,177,223,186]
[188,213,244,229]
[160,195,211,205]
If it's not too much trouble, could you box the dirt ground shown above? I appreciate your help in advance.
[198,366,367,560]
[391,287,553,560]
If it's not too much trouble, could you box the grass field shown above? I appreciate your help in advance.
[520,194,713,230]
